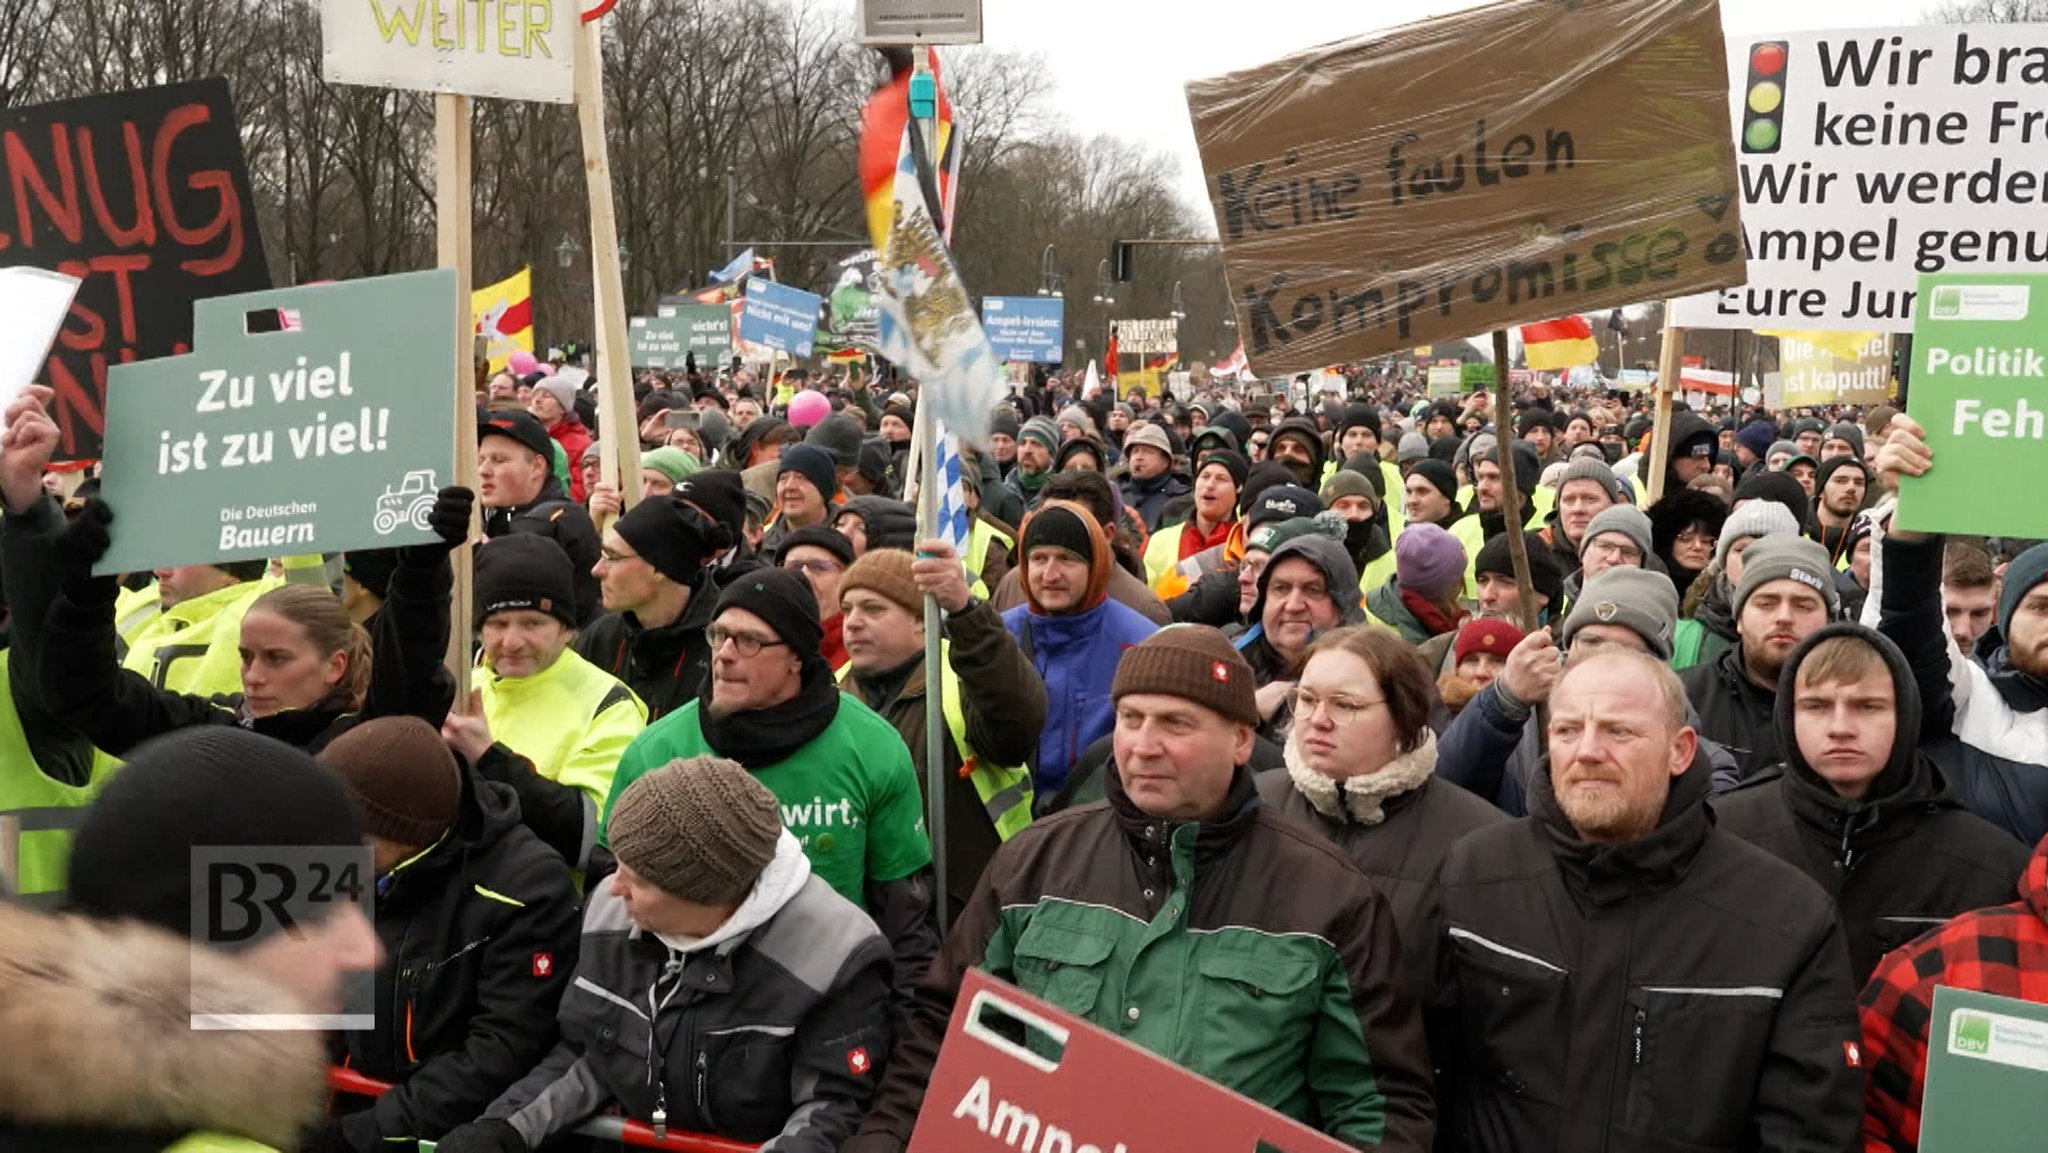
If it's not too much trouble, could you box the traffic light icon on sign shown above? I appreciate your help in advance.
[1742,41,1789,154]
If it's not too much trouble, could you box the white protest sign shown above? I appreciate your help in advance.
[321,0,576,104]
[1671,25,2048,332]
[0,268,81,411]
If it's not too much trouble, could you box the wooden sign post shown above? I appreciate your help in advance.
[575,19,641,531]
[1646,311,1686,506]
[436,93,477,695]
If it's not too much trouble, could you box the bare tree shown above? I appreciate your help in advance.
[0,0,51,107]
[1929,0,2048,18]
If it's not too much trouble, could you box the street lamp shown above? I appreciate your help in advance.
[555,233,580,269]
[1170,281,1186,321]
[1038,244,1061,297]
[1092,258,1116,306]
[618,241,633,273]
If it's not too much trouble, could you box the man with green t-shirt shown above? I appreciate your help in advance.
[601,566,937,1012]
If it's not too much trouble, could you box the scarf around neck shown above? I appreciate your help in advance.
[694,659,842,768]
[1285,730,1439,827]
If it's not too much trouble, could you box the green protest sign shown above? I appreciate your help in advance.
[1920,986,2048,1151]
[1897,273,2048,538]
[94,270,458,575]
[629,303,732,369]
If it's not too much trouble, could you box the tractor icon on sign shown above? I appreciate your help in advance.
[373,471,439,536]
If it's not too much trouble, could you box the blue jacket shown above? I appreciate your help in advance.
[1002,597,1158,801]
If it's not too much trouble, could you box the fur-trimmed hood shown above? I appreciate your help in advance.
[0,902,328,1148]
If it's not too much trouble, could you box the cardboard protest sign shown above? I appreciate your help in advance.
[1920,986,2048,1151]
[821,250,882,354]
[1779,332,1891,406]
[909,970,1353,1153]
[321,0,575,104]
[1186,0,1744,375]
[0,268,81,409]
[982,296,1066,363]
[1896,273,2048,538]
[1427,365,1465,398]
[1672,25,2048,333]
[1116,319,1178,356]
[1,79,272,461]
[94,271,459,575]
[739,280,824,358]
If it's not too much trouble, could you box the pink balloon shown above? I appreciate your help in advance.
[508,350,539,375]
[787,390,831,428]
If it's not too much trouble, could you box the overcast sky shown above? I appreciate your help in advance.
[980,0,1944,213]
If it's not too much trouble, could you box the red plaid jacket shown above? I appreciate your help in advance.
[1859,835,2048,1151]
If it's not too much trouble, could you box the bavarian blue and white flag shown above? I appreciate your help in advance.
[933,424,973,557]
[872,133,1004,450]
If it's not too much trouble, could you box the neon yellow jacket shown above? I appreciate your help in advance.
[479,647,646,824]
[121,576,282,698]
[0,658,120,902]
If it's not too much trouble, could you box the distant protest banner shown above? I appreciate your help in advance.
[1779,331,1891,406]
[1896,272,2048,538]
[1672,25,2048,333]
[94,271,459,574]
[1,79,273,462]
[321,0,575,104]
[820,250,882,354]
[1427,365,1465,398]
[981,296,1066,363]
[630,303,732,368]
[1186,0,1745,374]
[739,280,824,357]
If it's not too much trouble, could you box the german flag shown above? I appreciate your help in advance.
[1519,316,1598,371]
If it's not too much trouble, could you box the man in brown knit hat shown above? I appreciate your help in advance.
[837,540,1045,922]
[845,626,1436,1153]
[313,716,581,1153]
[438,756,892,1153]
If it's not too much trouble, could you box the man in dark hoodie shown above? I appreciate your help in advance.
[1265,415,1328,489]
[1712,624,2026,985]
[1639,409,1719,500]
[575,498,732,721]
[478,411,601,625]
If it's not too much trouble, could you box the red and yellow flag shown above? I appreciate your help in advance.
[474,268,534,373]
[859,47,958,251]
[1519,316,1599,371]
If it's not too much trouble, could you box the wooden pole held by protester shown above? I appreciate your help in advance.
[1489,329,1541,636]
[1646,311,1685,505]
[436,92,476,699]
[576,18,640,533]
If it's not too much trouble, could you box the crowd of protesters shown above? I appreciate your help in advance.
[1,349,2045,1153]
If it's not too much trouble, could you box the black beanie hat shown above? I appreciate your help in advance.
[68,728,362,943]
[776,524,857,568]
[343,548,402,601]
[1732,470,1814,532]
[474,534,578,628]
[1196,449,1249,491]
[1238,460,1298,517]
[673,469,750,540]
[614,498,732,585]
[1020,504,1098,567]
[1427,435,1462,463]
[778,443,840,499]
[1474,531,1565,608]
[715,567,824,661]
[1412,458,1459,503]
[836,496,918,552]
[1340,451,1386,497]
[1338,403,1381,440]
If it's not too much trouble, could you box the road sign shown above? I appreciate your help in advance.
[982,297,1066,363]
[857,0,983,45]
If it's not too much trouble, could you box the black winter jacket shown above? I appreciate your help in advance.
[1710,624,2028,985]
[572,576,718,721]
[1421,752,1864,1153]
[1678,645,1783,780]
[482,840,892,1153]
[330,774,582,1150]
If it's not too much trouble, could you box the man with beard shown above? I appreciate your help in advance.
[1679,536,1839,778]
[1265,416,1329,489]
[1420,648,1863,1153]
[1119,422,1191,533]
[1811,456,1873,567]
[1867,414,2048,843]
[1005,417,1060,507]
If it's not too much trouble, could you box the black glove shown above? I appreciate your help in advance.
[399,486,475,565]
[433,1119,527,1153]
[53,498,116,599]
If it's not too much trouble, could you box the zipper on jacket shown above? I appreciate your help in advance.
[1631,1007,1645,1067]
[694,1050,714,1132]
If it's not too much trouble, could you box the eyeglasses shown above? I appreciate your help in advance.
[1584,539,1643,564]
[784,559,843,578]
[1291,688,1386,726]
[1675,529,1716,549]
[598,546,641,565]
[708,626,787,658]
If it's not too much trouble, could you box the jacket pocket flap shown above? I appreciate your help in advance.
[1014,923,1117,968]
[1196,950,1320,995]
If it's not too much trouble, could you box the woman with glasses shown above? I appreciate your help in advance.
[441,535,648,870]
[1256,625,1505,984]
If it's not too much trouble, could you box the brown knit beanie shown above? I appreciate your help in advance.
[1110,625,1259,727]
[316,716,462,847]
[838,547,921,617]
[608,756,783,904]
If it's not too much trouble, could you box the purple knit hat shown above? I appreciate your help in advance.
[1395,524,1468,598]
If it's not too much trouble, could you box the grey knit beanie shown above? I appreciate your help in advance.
[1554,457,1621,503]
[1580,505,1654,563]
[1715,500,1802,564]
[1734,535,1841,618]
[608,756,784,904]
[1562,567,1680,660]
